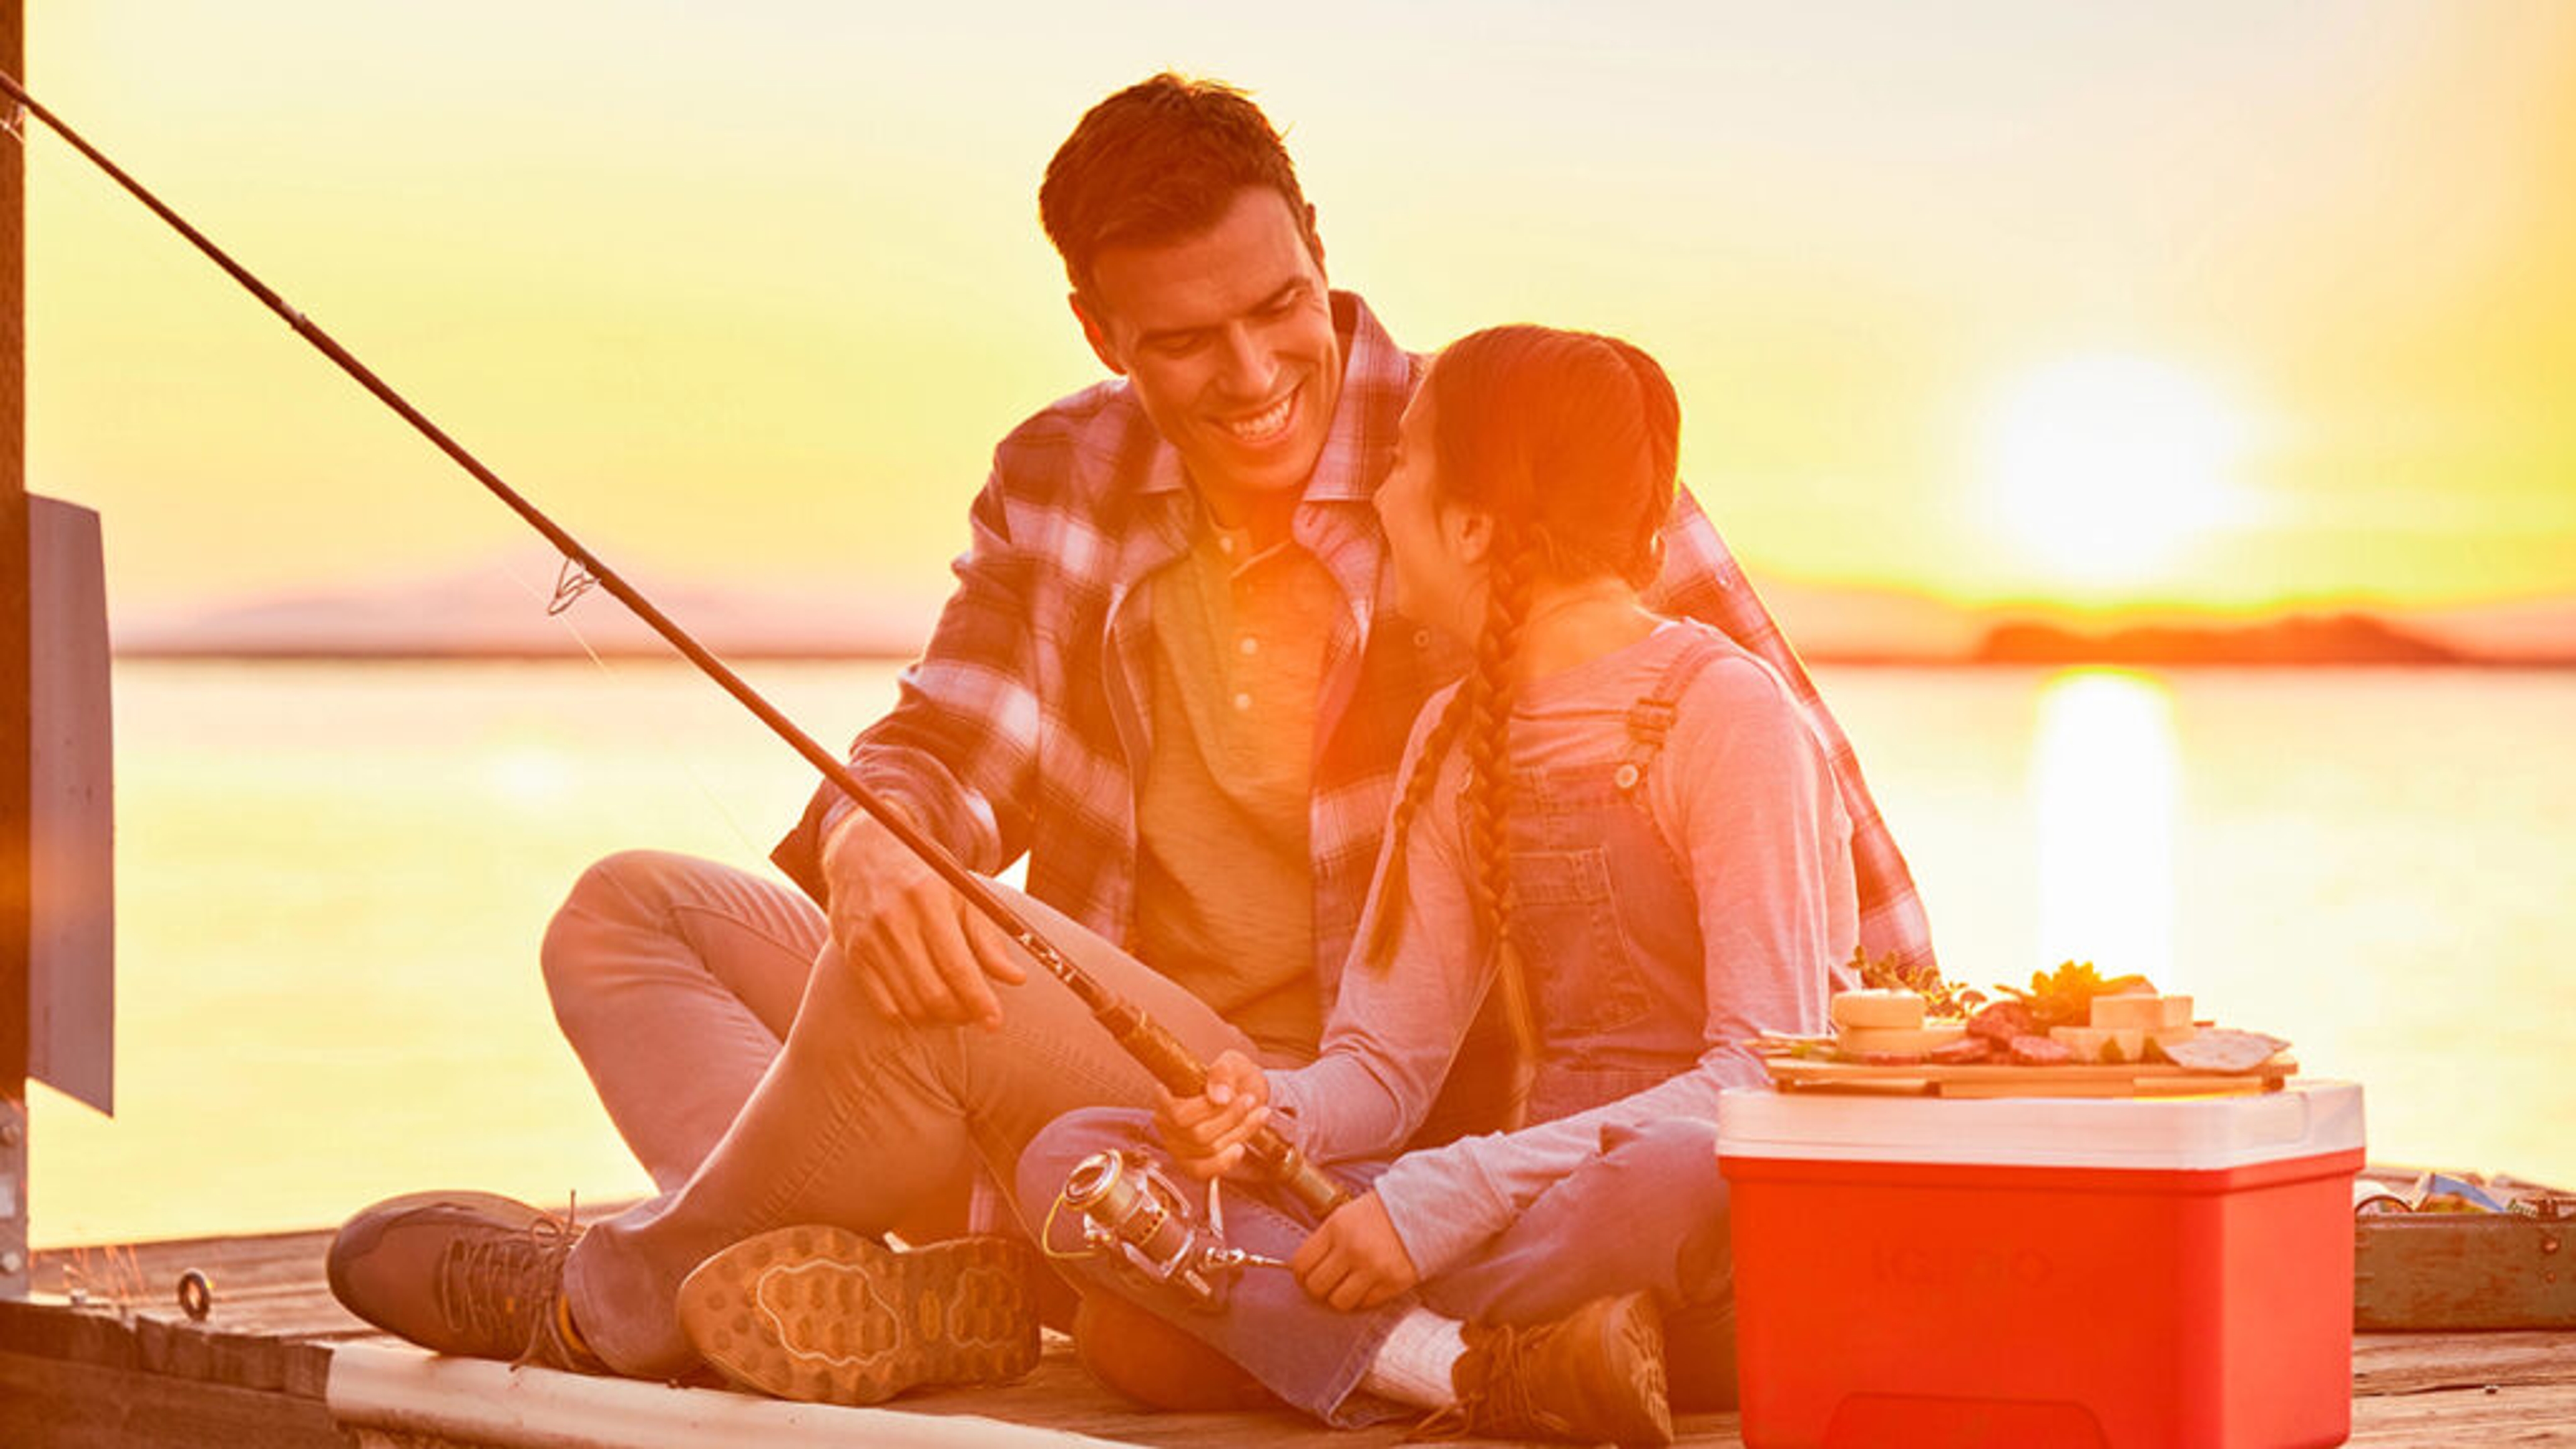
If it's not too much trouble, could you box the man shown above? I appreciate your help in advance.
[328,73,1934,1438]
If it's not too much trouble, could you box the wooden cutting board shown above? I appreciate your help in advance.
[1762,1055,2298,1098]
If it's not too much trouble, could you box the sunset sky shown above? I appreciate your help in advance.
[20,3,2575,643]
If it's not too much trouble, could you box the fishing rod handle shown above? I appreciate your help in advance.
[1248,1136,1354,1220]
[1104,1003,1354,1218]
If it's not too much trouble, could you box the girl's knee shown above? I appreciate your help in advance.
[1016,1106,1157,1217]
[1599,1118,1729,1254]
[1607,1117,1724,1193]
[1615,1118,1731,1295]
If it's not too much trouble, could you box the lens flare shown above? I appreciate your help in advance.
[2031,669,2179,989]
[1984,354,2250,592]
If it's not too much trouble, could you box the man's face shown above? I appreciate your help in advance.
[1073,186,1342,526]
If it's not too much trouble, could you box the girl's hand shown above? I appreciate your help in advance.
[1291,1192,1421,1311]
[1152,1051,1272,1179]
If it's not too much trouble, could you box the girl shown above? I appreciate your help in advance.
[1018,325,1860,1445]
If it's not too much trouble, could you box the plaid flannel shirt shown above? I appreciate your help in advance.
[775,292,1935,1000]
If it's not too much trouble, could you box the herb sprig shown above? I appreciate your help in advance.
[1849,951,2155,1030]
[1849,949,1989,1020]
[1996,960,2153,1031]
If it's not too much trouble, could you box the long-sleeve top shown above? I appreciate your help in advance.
[1265,622,1859,1276]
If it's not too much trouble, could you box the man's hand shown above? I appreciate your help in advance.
[822,808,1024,1028]
[1152,1051,1272,1179]
[1291,1192,1419,1312]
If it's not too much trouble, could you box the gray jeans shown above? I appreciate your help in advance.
[1019,1110,1736,1426]
[539,849,1258,1375]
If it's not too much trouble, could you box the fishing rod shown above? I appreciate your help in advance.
[0,68,1348,1219]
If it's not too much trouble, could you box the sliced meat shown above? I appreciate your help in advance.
[2006,1034,2076,1066]
[1968,1000,2039,1044]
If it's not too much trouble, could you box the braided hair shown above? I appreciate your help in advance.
[1362,326,1682,1102]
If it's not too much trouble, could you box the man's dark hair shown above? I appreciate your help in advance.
[1039,72,1320,295]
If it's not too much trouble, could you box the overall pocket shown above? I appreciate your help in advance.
[1507,845,1656,1038]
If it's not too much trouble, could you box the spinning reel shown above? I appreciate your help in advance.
[1054,1148,1288,1305]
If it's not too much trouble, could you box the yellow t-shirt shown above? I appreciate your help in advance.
[1132,519,1342,1062]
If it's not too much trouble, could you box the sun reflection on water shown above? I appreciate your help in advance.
[2031,669,2180,990]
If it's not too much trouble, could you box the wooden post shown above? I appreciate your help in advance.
[1,0,29,1296]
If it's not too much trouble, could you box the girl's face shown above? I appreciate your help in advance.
[1376,388,1491,639]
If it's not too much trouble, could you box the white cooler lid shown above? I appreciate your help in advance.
[1715,1079,2364,1171]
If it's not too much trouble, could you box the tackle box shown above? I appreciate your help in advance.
[2353,1195,2576,1330]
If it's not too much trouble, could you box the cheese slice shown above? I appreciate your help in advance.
[2053,1022,2205,1063]
[1830,989,1927,1030]
[2051,1026,2106,1061]
[2049,1026,2147,1063]
[1837,1024,1968,1057]
[2090,993,2193,1030]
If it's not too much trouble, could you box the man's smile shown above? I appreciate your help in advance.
[1218,387,1299,445]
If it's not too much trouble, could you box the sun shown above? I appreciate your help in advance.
[1982,355,2249,592]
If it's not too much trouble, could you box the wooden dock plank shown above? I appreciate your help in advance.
[2347,1383,2576,1446]
[2355,1331,2576,1397]
[13,1228,2576,1448]
[1,1350,356,1449]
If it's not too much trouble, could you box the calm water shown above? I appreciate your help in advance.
[28,659,2576,1246]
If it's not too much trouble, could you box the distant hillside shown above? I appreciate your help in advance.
[112,559,939,661]
[109,555,2573,667]
[1754,579,1990,662]
[1766,584,2572,667]
[2406,594,2576,663]
[1974,611,2468,666]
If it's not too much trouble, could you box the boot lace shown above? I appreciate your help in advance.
[1404,1323,1572,1442]
[434,1195,583,1366]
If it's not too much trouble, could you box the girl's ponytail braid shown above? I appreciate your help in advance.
[1360,679,1477,971]
[1465,523,1539,1120]
[1360,323,1684,1124]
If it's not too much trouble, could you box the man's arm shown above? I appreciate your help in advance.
[769,460,1053,1025]
[773,470,1043,894]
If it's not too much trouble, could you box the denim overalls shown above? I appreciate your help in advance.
[1019,632,1751,1424]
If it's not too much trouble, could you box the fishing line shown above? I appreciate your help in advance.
[0,66,1348,1217]
[493,554,773,865]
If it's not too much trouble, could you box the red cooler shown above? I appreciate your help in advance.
[1717,1081,2365,1448]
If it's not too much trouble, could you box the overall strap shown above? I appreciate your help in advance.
[1615,631,1745,792]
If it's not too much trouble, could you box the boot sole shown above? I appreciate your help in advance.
[1602,1292,1676,1448]
[678,1227,1039,1406]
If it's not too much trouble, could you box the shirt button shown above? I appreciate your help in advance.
[1239,637,1260,657]
[1232,692,1254,712]
[1413,629,1434,649]
[1613,762,1643,791]
[1216,535,1236,555]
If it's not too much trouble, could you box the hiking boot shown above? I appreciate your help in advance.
[326,1189,600,1371]
[678,1226,1040,1406]
[1426,1291,1673,1447]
